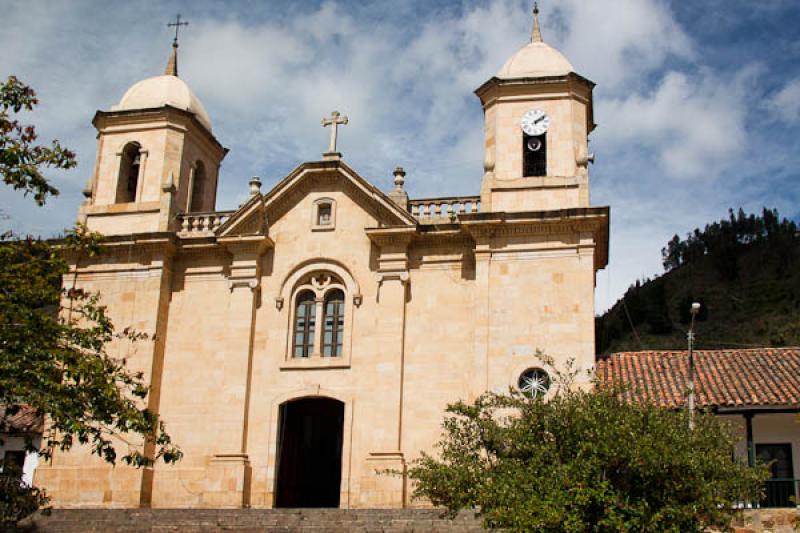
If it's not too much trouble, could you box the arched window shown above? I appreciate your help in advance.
[188,161,205,212]
[116,142,141,203]
[322,289,345,357]
[287,272,351,361]
[292,291,316,358]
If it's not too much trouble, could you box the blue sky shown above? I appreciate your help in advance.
[2,0,799,312]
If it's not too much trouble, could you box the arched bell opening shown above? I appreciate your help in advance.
[188,160,206,212]
[116,142,142,203]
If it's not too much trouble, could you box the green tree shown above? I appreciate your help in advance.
[0,76,181,523]
[408,358,767,532]
[0,76,74,205]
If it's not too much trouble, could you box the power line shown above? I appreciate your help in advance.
[621,297,643,350]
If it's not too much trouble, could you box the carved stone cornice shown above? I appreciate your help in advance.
[54,234,178,277]
[410,228,472,248]
[460,206,609,270]
[55,232,177,260]
[459,207,608,238]
[92,105,225,155]
[218,234,274,256]
[364,226,416,248]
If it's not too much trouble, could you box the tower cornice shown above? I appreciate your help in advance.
[93,105,226,154]
[474,72,596,101]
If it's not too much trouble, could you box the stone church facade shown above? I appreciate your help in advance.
[36,9,609,509]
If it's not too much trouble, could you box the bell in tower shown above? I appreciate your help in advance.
[476,3,595,212]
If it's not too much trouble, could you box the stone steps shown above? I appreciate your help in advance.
[9,508,488,532]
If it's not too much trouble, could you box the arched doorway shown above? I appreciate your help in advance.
[274,397,344,508]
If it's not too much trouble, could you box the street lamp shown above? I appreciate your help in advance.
[687,302,701,430]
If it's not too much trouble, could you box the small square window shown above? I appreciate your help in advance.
[312,198,336,231]
[318,204,332,225]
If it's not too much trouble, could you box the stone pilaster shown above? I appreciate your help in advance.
[139,242,176,507]
[200,236,268,507]
[363,230,412,507]
[471,236,493,397]
[158,172,176,232]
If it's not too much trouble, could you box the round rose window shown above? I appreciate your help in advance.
[518,368,551,398]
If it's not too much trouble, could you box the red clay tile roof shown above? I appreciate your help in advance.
[1,406,43,433]
[596,348,800,409]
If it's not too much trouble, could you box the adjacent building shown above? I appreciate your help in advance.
[598,348,800,508]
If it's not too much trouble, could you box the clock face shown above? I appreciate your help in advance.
[520,109,550,136]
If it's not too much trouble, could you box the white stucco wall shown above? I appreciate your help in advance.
[1,434,41,486]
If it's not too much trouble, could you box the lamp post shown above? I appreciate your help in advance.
[687,302,701,430]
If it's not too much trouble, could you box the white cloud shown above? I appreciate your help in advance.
[597,66,759,179]
[1,0,794,314]
[766,78,800,125]
[554,0,694,89]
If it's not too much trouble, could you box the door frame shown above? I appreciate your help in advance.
[266,387,354,508]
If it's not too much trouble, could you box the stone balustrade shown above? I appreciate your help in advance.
[408,196,481,221]
[177,211,234,236]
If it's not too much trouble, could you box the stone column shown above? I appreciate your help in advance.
[185,165,197,212]
[135,149,149,202]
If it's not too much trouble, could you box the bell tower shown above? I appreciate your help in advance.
[476,4,595,212]
[79,31,226,236]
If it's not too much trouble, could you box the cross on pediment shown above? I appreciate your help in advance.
[321,111,348,159]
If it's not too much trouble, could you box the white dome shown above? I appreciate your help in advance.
[497,41,574,79]
[113,75,212,131]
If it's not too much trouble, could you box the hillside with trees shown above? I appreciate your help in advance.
[596,208,800,356]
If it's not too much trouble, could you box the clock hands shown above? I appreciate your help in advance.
[520,109,549,135]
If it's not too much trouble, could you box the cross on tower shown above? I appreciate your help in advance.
[321,111,349,158]
[168,14,189,46]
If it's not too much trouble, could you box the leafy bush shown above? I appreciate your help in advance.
[409,367,767,532]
